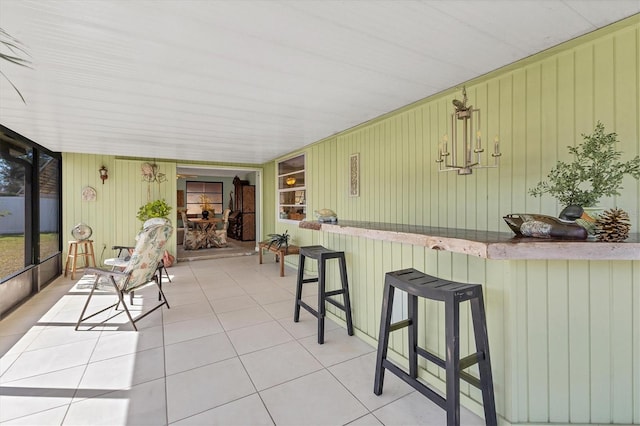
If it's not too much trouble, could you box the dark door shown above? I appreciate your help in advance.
[241,185,255,241]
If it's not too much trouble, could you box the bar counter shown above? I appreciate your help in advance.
[298,219,639,424]
[299,220,640,260]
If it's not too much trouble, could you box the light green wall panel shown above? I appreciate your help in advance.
[266,17,640,425]
[62,154,178,262]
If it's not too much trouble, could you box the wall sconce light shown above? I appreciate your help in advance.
[99,165,108,184]
[286,176,296,186]
[436,87,502,175]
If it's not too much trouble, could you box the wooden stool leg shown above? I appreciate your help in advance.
[87,241,96,267]
[294,254,306,322]
[470,291,498,426]
[70,242,79,280]
[280,251,285,277]
[445,295,461,426]
[338,255,354,336]
[374,280,395,395]
[317,257,326,344]
[64,242,73,277]
[408,293,418,378]
[80,242,88,268]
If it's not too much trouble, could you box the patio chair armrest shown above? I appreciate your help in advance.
[112,245,134,250]
[84,267,130,279]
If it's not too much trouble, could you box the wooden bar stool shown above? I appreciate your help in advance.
[294,245,354,344]
[64,240,96,279]
[374,268,497,426]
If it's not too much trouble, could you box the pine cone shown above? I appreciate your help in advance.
[595,208,631,242]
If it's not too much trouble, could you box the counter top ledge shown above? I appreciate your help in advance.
[299,220,640,260]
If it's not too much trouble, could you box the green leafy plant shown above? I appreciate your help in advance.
[529,122,640,207]
[136,199,172,222]
[266,230,290,253]
[1,27,32,103]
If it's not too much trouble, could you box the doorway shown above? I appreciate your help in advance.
[176,165,262,261]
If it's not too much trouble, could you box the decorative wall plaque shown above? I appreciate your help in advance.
[349,153,360,197]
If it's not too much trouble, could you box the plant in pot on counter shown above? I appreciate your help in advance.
[529,121,640,222]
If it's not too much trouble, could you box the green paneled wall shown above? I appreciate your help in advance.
[62,156,263,261]
[270,17,640,425]
[62,155,178,262]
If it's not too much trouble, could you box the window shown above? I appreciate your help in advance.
[0,138,30,279]
[39,153,60,261]
[186,181,223,216]
[0,126,61,283]
[278,154,306,221]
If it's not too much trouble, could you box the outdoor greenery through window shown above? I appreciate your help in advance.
[0,127,61,282]
[278,154,306,221]
[39,153,60,260]
[186,181,223,216]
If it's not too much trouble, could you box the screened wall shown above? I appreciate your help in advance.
[0,125,62,317]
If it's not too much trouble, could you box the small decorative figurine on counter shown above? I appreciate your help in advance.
[503,212,588,240]
[314,209,338,223]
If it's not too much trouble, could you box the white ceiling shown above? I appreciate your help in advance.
[1,1,638,165]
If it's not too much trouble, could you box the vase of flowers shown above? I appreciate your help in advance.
[199,194,213,219]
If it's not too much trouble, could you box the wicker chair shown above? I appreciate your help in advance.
[213,208,232,245]
[181,210,206,250]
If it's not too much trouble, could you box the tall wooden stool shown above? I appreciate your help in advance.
[64,240,96,279]
[374,268,497,426]
[294,245,354,344]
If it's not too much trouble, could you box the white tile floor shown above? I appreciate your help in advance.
[0,254,486,425]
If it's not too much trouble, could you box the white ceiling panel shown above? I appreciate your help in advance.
[0,0,638,164]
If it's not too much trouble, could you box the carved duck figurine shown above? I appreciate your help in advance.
[503,213,588,240]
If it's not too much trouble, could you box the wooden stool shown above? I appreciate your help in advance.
[64,240,96,279]
[294,245,354,344]
[374,268,497,426]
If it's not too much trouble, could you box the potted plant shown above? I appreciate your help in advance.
[136,199,172,222]
[266,230,290,254]
[199,194,213,219]
[529,122,640,209]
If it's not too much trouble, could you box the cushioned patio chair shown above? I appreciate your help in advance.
[75,219,173,331]
[104,235,172,301]
[181,210,206,250]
